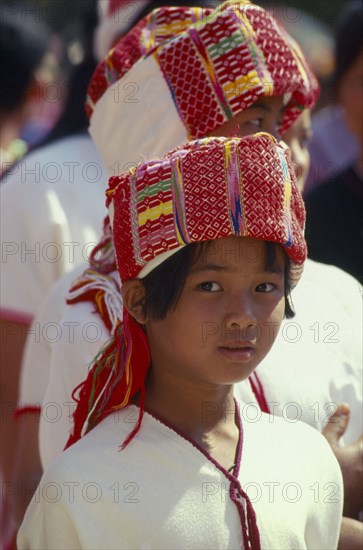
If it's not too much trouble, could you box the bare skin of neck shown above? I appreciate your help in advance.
[139,371,240,471]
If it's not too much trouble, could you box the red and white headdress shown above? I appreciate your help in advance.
[67,133,306,452]
[108,134,306,284]
[88,0,319,172]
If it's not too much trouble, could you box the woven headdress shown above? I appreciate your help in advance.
[88,0,319,171]
[67,133,306,451]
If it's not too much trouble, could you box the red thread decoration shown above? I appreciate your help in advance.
[65,310,150,449]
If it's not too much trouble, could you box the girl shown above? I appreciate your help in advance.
[18,134,343,549]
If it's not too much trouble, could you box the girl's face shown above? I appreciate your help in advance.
[144,236,286,389]
[209,96,285,140]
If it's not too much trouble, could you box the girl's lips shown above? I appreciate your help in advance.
[218,345,256,362]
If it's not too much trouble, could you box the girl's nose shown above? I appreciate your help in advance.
[223,295,258,341]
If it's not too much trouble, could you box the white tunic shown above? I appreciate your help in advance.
[18,266,88,413]
[39,297,109,467]
[0,134,108,323]
[17,269,116,468]
[18,405,343,550]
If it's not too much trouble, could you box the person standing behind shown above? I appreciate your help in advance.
[305,1,363,282]
[0,8,51,546]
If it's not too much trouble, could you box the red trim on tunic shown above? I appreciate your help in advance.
[0,307,33,325]
[14,405,41,419]
[249,372,270,414]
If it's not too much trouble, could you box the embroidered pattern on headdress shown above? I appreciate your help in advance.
[108,134,306,286]
[87,1,319,133]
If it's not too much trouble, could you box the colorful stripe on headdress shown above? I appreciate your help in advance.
[225,139,245,235]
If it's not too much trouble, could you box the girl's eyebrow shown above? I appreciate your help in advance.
[191,263,285,275]
[245,102,268,111]
[270,268,285,278]
[190,263,227,274]
[263,264,285,275]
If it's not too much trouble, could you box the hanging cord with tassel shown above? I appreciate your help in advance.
[65,309,150,450]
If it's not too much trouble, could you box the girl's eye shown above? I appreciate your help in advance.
[249,118,263,128]
[256,282,276,293]
[199,282,222,292]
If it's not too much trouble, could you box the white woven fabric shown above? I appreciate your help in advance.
[19,406,342,549]
[89,55,188,173]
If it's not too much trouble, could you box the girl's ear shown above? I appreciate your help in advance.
[122,280,148,324]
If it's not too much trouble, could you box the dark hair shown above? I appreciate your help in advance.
[36,2,99,148]
[334,1,363,88]
[142,240,295,321]
[0,9,50,113]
